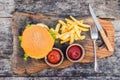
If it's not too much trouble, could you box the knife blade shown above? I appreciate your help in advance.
[89,4,113,51]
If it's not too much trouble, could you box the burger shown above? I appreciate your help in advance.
[19,23,55,60]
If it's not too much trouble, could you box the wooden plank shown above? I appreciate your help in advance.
[11,12,114,75]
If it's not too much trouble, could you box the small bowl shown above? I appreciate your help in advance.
[45,48,64,67]
[66,44,85,62]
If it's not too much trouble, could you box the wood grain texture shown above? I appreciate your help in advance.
[99,29,113,51]
[11,12,114,76]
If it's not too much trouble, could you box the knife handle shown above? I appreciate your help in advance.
[99,30,113,51]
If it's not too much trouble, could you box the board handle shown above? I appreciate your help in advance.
[99,30,113,51]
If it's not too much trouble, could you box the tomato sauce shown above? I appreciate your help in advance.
[67,45,82,60]
[47,49,61,64]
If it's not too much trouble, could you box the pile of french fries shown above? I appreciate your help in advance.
[50,16,90,44]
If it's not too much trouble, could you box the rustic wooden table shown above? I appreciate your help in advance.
[0,0,120,80]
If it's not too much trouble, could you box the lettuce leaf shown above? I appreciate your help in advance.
[49,29,56,40]
[26,24,31,28]
[18,36,22,41]
[24,53,29,61]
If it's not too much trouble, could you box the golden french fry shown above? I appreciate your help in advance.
[69,25,74,30]
[74,24,89,31]
[62,24,73,33]
[78,36,85,40]
[62,28,69,33]
[55,23,61,33]
[78,23,90,28]
[74,32,79,40]
[70,16,78,22]
[74,26,81,37]
[61,22,73,33]
[65,18,89,31]
[78,26,89,31]
[65,18,74,25]
[67,23,72,27]
[65,18,78,29]
[70,16,90,28]
[58,20,66,25]
[59,32,70,40]
[70,30,74,44]
[60,38,70,44]
[67,24,74,30]
[61,25,66,33]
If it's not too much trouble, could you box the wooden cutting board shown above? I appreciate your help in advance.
[11,12,114,76]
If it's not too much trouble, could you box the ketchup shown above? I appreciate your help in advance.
[47,49,61,64]
[67,45,82,60]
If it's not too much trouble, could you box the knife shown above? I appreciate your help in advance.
[89,4,113,51]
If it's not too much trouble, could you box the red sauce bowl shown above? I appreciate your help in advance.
[45,48,64,67]
[66,44,85,62]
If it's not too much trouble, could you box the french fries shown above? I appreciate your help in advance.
[59,32,70,40]
[51,16,90,44]
[70,30,74,44]
[55,23,61,33]
[70,16,90,28]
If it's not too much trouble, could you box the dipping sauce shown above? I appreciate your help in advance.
[66,44,85,62]
[67,45,82,60]
[47,49,61,64]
